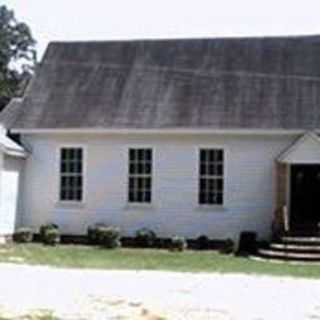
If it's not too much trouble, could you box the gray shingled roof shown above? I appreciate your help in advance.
[10,36,320,130]
[0,98,23,128]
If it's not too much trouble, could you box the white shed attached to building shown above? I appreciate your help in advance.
[0,127,26,242]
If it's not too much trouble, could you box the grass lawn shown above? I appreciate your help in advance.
[0,243,320,278]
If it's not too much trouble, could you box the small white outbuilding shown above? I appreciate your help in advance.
[0,126,26,242]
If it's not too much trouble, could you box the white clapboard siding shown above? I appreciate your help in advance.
[20,133,299,242]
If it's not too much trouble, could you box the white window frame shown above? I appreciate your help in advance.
[127,146,154,205]
[56,145,87,205]
[197,147,225,207]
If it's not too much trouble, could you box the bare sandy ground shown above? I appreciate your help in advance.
[0,264,319,319]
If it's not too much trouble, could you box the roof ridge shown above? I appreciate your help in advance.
[48,34,320,45]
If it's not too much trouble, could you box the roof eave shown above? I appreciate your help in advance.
[10,127,310,135]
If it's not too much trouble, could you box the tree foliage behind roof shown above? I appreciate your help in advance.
[0,5,36,110]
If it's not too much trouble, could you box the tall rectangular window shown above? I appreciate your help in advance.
[59,147,83,202]
[199,149,224,205]
[128,148,152,203]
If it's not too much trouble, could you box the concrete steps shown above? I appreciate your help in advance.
[270,243,320,252]
[257,235,320,262]
[281,236,320,245]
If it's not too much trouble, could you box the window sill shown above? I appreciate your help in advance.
[55,201,86,210]
[195,205,227,212]
[124,203,154,210]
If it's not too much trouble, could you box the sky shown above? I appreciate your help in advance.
[4,0,320,59]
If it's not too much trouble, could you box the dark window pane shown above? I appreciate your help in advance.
[200,164,206,175]
[208,179,215,191]
[63,189,69,200]
[63,177,70,188]
[70,176,76,188]
[61,176,67,188]
[68,149,74,159]
[217,150,223,162]
[129,149,136,161]
[128,192,135,202]
[200,150,207,162]
[76,189,82,201]
[76,176,82,187]
[200,178,206,191]
[67,177,73,189]
[60,162,67,173]
[137,191,143,202]
[129,178,135,191]
[138,149,144,161]
[145,163,152,174]
[145,191,151,203]
[75,148,82,160]
[138,177,144,189]
[76,162,82,173]
[217,164,223,176]
[71,177,77,189]
[64,162,70,173]
[129,163,136,174]
[145,178,151,190]
[60,189,66,201]
[208,164,215,175]
[69,189,74,201]
[209,150,215,162]
[146,149,152,161]
[69,162,76,173]
[208,193,216,204]
[217,193,223,205]
[61,149,67,161]
[199,192,206,204]
[137,163,144,174]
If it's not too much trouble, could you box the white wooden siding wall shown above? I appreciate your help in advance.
[21,133,298,242]
[0,156,23,235]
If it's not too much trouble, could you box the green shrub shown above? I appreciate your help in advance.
[40,223,58,241]
[96,226,121,249]
[87,223,108,245]
[42,228,60,246]
[13,227,33,243]
[40,224,60,245]
[135,228,157,247]
[219,239,235,254]
[169,236,187,252]
[196,235,209,250]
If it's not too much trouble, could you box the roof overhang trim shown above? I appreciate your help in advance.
[10,128,310,135]
[277,131,320,164]
[0,132,27,158]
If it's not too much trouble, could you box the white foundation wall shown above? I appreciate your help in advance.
[0,155,24,235]
[20,133,298,242]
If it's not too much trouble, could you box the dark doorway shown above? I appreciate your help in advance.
[290,165,320,231]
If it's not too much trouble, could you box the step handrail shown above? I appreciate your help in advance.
[283,205,289,233]
[272,205,289,238]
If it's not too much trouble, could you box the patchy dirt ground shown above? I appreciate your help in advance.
[0,264,319,319]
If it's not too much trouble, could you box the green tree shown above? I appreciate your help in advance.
[0,5,36,110]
